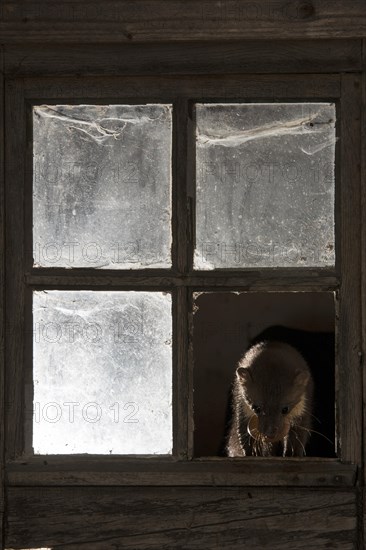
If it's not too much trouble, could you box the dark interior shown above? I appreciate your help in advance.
[193,292,335,457]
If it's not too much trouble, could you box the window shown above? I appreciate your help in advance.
[32,103,174,456]
[195,102,335,269]
[33,104,172,269]
[33,290,172,455]
[193,291,336,458]
[5,74,360,489]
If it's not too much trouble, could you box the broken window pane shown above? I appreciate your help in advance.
[33,290,172,454]
[33,104,172,269]
[195,103,336,269]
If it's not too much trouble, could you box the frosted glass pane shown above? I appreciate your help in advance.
[33,291,172,454]
[33,104,172,268]
[195,103,335,269]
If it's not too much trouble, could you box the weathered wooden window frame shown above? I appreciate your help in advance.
[4,72,360,489]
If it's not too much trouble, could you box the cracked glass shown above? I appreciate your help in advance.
[194,103,336,269]
[33,104,172,269]
[33,290,173,455]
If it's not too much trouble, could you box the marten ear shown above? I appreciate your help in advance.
[236,366,252,382]
[294,370,310,388]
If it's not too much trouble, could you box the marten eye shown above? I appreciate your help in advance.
[282,406,289,415]
[252,405,261,414]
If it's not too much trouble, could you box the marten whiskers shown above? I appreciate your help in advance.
[295,425,333,446]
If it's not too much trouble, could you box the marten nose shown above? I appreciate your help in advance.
[263,427,278,439]
[259,417,280,440]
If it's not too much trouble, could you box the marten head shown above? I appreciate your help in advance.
[236,341,313,444]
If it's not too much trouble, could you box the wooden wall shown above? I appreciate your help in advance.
[1,2,366,549]
[5,487,359,549]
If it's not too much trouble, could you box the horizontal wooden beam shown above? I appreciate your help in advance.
[1,1,366,43]
[4,40,362,76]
[5,486,358,548]
[6,458,356,487]
[25,272,339,291]
[18,74,341,100]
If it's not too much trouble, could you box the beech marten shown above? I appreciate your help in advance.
[226,341,314,457]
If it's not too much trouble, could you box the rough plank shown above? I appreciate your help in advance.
[362,41,366,489]
[174,99,189,274]
[21,74,341,100]
[1,1,366,42]
[0,45,5,550]
[362,43,366,550]
[4,40,362,76]
[25,272,338,291]
[363,487,366,550]
[5,458,357,488]
[4,79,27,461]
[5,487,357,549]
[173,288,190,458]
[337,75,363,465]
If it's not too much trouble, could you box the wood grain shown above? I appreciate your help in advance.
[25,272,338,291]
[5,487,357,549]
[6,457,357,487]
[4,79,26,460]
[21,74,341,100]
[173,99,189,274]
[0,45,5,550]
[174,288,190,459]
[362,41,366,550]
[337,75,363,465]
[1,1,366,42]
[1,50,364,550]
[4,41,361,76]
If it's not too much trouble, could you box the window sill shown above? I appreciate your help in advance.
[6,456,357,487]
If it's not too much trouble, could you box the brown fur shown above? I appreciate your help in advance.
[226,341,314,457]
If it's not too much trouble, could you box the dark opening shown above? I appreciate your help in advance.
[193,292,335,458]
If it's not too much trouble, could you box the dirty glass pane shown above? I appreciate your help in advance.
[33,104,172,268]
[195,103,336,269]
[33,290,172,454]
